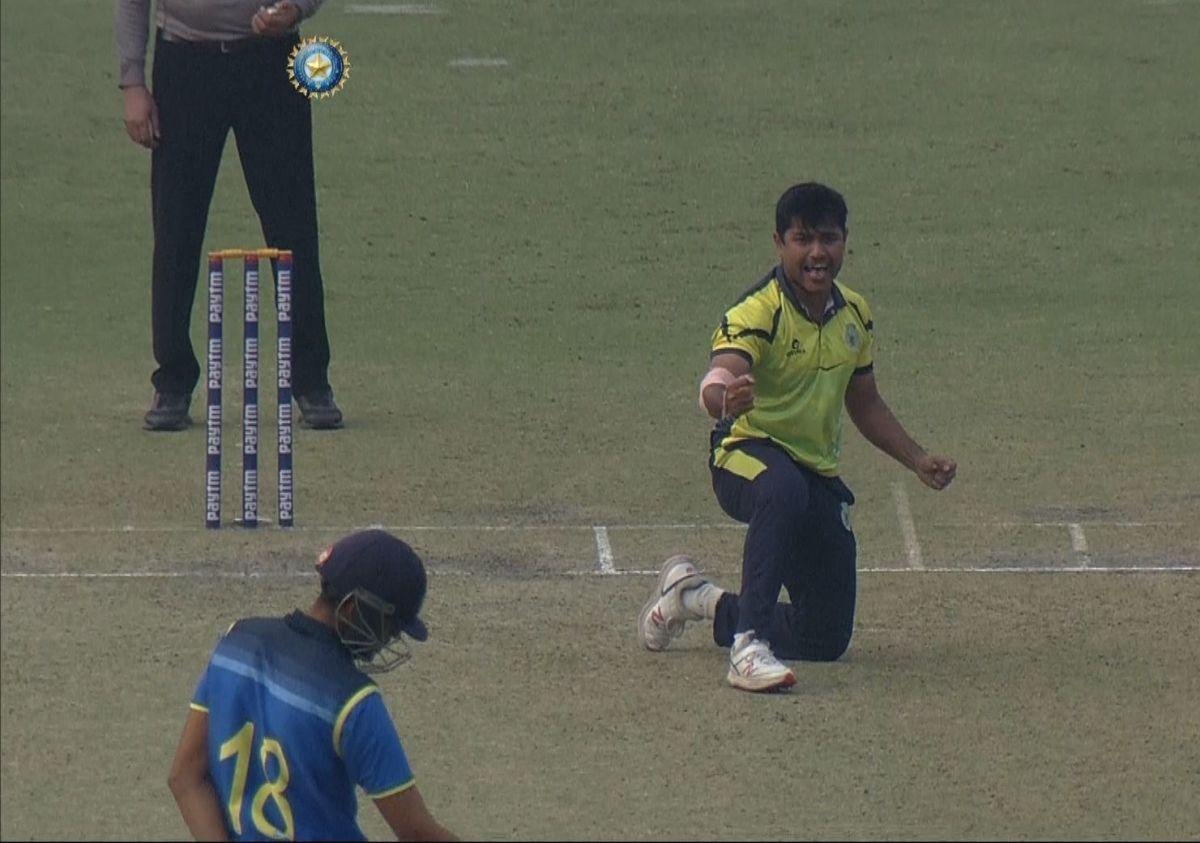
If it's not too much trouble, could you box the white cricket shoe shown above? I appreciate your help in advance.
[727,634,796,692]
[638,554,706,652]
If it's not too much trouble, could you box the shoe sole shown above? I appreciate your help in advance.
[301,418,344,430]
[638,554,703,652]
[727,669,797,693]
[143,418,191,432]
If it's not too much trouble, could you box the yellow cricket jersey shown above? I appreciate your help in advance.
[710,267,875,477]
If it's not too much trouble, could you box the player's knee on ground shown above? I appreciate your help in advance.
[805,629,852,662]
[802,599,855,661]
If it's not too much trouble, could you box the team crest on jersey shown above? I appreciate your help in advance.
[288,36,350,99]
[845,323,861,351]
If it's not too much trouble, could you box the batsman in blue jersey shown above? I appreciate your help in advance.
[168,530,457,841]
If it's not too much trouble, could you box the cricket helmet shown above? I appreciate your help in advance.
[317,529,428,672]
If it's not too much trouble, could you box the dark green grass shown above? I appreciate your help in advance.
[3,572,1198,840]
[2,2,1199,836]
[3,1,1198,558]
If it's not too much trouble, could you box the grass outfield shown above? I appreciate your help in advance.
[3,573,1198,840]
[2,0,1198,839]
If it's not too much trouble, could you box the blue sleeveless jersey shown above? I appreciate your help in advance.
[192,612,415,841]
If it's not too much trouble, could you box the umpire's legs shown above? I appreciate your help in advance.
[149,33,231,395]
[229,37,332,398]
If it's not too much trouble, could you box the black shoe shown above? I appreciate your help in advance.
[295,387,344,430]
[143,391,191,431]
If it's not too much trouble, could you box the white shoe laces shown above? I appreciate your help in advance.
[732,638,786,675]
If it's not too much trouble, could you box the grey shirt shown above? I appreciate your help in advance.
[114,0,326,88]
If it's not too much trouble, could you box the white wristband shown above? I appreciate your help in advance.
[698,367,736,413]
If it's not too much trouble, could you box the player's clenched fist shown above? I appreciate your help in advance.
[915,454,957,491]
[699,362,756,421]
[722,374,756,419]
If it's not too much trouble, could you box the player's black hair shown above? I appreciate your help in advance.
[775,182,848,236]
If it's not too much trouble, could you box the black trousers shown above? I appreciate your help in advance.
[149,31,331,397]
[709,436,857,661]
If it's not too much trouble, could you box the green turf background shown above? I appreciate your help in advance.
[2,0,1198,839]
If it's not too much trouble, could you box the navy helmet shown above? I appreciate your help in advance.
[317,529,428,671]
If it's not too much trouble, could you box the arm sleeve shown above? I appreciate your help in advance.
[114,0,152,88]
[339,691,415,798]
[288,0,326,20]
[191,624,237,712]
[710,298,775,367]
[191,666,211,712]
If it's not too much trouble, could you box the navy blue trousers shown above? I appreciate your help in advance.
[709,436,857,661]
[149,30,332,398]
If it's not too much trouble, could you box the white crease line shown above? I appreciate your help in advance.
[0,523,745,534]
[864,565,1199,573]
[345,4,446,14]
[0,520,1186,535]
[607,523,744,530]
[0,570,316,579]
[891,483,924,570]
[608,566,1199,574]
[1068,522,1093,567]
[1004,521,1171,528]
[593,526,615,575]
[4,566,1196,580]
[449,58,509,68]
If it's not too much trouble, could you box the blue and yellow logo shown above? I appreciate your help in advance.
[288,36,350,99]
